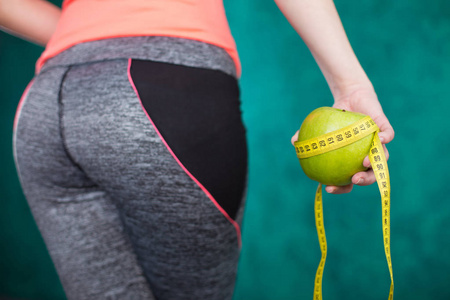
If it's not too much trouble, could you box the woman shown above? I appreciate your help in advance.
[1,0,394,299]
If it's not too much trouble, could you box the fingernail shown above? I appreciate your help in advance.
[326,187,336,193]
[379,136,385,143]
[356,178,364,185]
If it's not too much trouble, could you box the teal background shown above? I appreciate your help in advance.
[1,0,449,299]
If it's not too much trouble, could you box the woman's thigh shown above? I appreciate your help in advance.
[14,66,155,300]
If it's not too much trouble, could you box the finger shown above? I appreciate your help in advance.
[363,142,390,169]
[352,169,376,186]
[375,118,395,144]
[291,130,299,145]
[383,144,390,161]
[363,155,371,168]
[325,184,353,194]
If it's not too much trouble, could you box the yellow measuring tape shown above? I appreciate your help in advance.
[294,116,394,300]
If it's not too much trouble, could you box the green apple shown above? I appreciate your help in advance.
[297,107,374,186]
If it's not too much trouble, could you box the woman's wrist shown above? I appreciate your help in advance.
[328,76,375,103]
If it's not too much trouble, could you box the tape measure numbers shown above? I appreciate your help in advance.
[294,116,377,159]
[370,132,394,300]
[294,116,394,300]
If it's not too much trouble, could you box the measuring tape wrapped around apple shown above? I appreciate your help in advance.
[293,107,393,300]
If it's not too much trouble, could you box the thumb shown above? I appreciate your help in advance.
[291,130,299,146]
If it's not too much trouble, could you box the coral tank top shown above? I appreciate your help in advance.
[36,0,240,75]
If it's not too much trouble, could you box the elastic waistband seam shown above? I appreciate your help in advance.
[40,36,237,78]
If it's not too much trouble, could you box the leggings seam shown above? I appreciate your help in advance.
[58,66,77,168]
[41,58,127,75]
[57,66,97,187]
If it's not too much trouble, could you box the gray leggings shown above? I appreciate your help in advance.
[13,37,247,300]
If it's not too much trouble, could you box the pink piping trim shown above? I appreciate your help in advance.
[126,58,242,248]
[13,79,35,132]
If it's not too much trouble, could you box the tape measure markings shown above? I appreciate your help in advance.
[369,133,394,300]
[314,183,326,300]
[294,116,377,159]
[296,116,394,300]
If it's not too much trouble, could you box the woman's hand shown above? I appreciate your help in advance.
[327,86,394,194]
[291,85,394,194]
[276,0,394,193]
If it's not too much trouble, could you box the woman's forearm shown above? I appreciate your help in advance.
[0,0,61,46]
[274,0,372,97]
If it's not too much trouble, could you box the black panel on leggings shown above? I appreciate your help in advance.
[130,59,247,220]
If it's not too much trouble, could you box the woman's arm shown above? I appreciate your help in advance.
[276,0,395,193]
[0,0,61,46]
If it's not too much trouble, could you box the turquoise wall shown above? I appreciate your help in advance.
[1,0,449,299]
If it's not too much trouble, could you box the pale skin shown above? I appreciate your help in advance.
[0,0,60,46]
[275,0,394,194]
[1,0,394,194]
